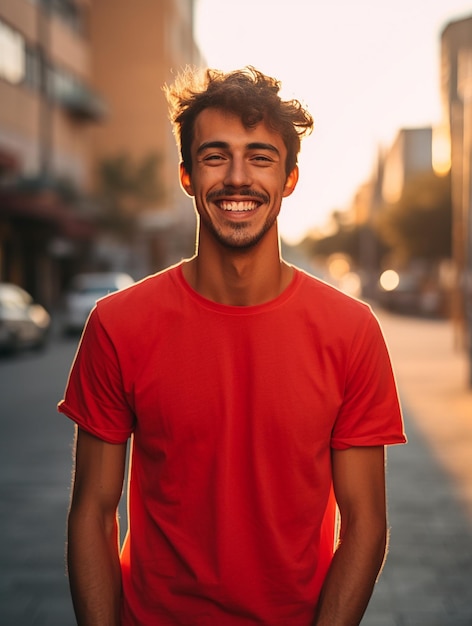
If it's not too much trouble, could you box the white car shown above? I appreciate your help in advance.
[63,272,134,333]
[0,283,51,353]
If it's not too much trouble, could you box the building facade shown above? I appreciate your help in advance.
[441,13,472,383]
[0,0,203,308]
[0,0,103,306]
[87,0,204,277]
[381,127,433,204]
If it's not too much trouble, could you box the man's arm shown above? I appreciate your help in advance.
[67,427,128,626]
[313,445,388,626]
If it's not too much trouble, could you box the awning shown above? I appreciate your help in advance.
[0,187,96,239]
[0,148,20,172]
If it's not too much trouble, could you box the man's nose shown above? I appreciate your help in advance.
[223,157,252,188]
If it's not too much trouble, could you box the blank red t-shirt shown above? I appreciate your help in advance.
[59,264,405,625]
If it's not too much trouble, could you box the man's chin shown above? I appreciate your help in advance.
[200,213,278,251]
[214,226,269,250]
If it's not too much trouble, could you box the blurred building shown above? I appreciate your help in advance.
[0,0,203,308]
[381,127,433,204]
[351,128,434,227]
[0,0,104,307]
[350,149,385,225]
[441,13,472,384]
[87,0,204,277]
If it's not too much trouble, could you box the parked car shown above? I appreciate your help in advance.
[0,283,51,353]
[63,272,134,333]
[377,269,442,317]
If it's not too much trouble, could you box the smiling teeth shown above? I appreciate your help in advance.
[219,201,258,212]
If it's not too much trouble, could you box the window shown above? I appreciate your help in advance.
[29,0,86,35]
[51,0,84,34]
[48,65,106,120]
[0,20,25,85]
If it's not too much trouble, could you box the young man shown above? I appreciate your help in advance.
[59,67,406,625]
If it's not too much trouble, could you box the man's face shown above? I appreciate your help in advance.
[180,108,298,250]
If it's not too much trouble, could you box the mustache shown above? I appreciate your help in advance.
[207,188,269,203]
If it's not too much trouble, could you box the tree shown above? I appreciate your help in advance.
[375,171,452,263]
[302,221,387,268]
[97,152,164,239]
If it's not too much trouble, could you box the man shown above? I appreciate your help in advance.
[59,66,406,625]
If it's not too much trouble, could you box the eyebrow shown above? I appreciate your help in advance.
[196,141,280,156]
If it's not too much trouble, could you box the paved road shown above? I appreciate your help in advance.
[0,310,471,625]
[0,334,78,625]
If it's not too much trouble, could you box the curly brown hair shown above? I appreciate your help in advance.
[165,66,313,177]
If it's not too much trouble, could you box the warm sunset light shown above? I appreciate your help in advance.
[195,0,472,243]
[432,125,452,175]
[327,254,351,281]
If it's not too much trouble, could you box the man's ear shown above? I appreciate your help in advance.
[180,163,194,197]
[282,166,299,198]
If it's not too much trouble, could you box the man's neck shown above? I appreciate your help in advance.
[182,238,293,307]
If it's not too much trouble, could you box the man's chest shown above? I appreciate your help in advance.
[127,317,345,450]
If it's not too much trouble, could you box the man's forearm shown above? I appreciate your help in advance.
[313,523,387,626]
[67,510,122,626]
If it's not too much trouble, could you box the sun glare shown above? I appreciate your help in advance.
[432,126,452,176]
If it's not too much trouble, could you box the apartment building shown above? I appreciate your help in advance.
[87,0,203,276]
[0,0,203,307]
[0,0,103,305]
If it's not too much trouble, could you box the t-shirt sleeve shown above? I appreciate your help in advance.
[58,306,135,443]
[331,310,406,450]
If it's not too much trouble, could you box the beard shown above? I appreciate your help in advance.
[198,209,278,250]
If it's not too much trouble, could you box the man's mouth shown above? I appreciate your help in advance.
[218,200,260,212]
[207,189,269,213]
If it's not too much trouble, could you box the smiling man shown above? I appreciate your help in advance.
[59,67,406,626]
[180,105,299,305]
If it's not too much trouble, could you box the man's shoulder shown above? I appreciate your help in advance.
[293,267,371,316]
[292,269,382,347]
[95,263,182,319]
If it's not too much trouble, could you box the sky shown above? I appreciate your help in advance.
[194,0,472,243]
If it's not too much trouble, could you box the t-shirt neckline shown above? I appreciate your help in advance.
[175,263,302,315]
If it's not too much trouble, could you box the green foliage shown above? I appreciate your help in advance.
[375,171,452,262]
[97,152,165,237]
[303,222,387,267]
[301,171,451,272]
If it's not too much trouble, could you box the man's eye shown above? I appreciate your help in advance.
[204,154,225,161]
[252,155,273,163]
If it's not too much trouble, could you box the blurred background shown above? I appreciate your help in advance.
[1,1,472,624]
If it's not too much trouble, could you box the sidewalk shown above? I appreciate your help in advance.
[377,308,472,519]
[362,308,472,626]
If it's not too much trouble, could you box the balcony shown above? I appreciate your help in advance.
[54,80,107,121]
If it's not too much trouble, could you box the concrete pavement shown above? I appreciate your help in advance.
[1,310,472,625]
[362,308,472,626]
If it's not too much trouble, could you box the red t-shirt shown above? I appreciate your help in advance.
[59,265,405,625]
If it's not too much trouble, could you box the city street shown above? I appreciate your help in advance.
[0,309,472,625]
[0,332,78,625]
